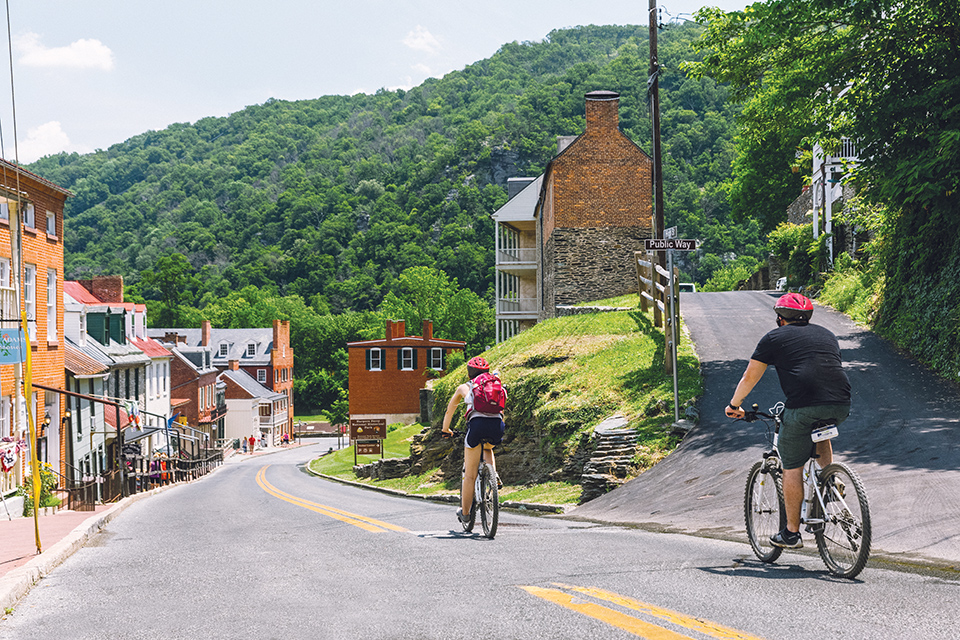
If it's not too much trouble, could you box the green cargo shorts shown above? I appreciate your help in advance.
[779,404,850,470]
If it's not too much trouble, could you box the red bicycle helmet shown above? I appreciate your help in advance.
[774,293,814,322]
[467,356,489,371]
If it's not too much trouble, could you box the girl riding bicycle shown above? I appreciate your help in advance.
[441,356,506,527]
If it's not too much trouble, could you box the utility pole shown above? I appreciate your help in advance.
[649,0,665,272]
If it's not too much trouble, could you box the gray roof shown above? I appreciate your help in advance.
[101,338,151,367]
[491,175,542,223]
[218,368,285,401]
[170,346,219,375]
[148,327,277,366]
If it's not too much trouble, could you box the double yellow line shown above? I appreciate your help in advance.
[521,583,764,640]
[256,466,408,533]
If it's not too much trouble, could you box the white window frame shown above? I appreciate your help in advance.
[0,395,8,438]
[368,348,383,371]
[246,343,256,357]
[400,347,415,371]
[24,263,36,338]
[219,343,229,357]
[0,201,8,221]
[257,369,267,384]
[46,268,57,342]
[46,210,56,235]
[429,348,444,370]
[0,258,9,288]
[23,203,35,228]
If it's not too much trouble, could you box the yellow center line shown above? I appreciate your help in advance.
[520,586,695,640]
[551,584,765,640]
[256,466,408,533]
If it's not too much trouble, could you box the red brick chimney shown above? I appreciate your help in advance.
[201,320,211,346]
[584,90,620,134]
[422,320,433,342]
[228,359,239,370]
[385,319,405,341]
[78,275,125,303]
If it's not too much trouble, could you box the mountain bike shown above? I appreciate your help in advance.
[740,402,871,579]
[445,430,499,539]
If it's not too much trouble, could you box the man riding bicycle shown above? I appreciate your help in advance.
[441,356,506,527]
[725,293,851,549]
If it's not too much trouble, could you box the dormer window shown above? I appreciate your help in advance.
[246,343,256,357]
[219,343,229,357]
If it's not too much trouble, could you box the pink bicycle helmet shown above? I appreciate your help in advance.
[774,293,814,322]
[467,356,489,371]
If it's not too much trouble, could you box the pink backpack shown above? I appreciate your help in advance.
[471,372,507,415]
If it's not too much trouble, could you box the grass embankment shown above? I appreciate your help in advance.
[310,296,702,506]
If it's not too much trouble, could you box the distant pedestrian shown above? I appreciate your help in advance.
[242,439,247,453]
[248,435,256,453]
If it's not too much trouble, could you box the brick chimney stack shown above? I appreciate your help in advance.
[584,90,620,134]
[78,275,125,303]
[228,359,239,370]
[201,320,211,346]
[422,320,433,342]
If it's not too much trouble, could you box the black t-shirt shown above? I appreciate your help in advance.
[750,322,851,409]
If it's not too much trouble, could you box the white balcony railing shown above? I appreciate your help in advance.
[497,297,538,313]
[497,248,538,264]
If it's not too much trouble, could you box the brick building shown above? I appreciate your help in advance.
[347,320,464,425]
[149,319,293,441]
[0,162,70,496]
[492,91,653,342]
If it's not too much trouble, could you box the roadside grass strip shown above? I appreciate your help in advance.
[520,583,765,640]
[256,466,408,533]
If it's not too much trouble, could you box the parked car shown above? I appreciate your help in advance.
[776,277,787,291]
[678,283,697,293]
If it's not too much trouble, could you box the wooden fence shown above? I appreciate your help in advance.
[635,252,680,375]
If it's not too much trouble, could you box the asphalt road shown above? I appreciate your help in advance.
[2,443,959,640]
[573,290,960,570]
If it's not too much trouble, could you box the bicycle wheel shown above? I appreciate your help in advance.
[478,463,499,539]
[744,459,785,563]
[814,462,871,579]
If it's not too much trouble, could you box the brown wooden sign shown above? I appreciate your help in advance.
[356,440,382,456]
[350,418,386,440]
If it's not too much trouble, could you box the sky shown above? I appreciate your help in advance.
[0,0,748,164]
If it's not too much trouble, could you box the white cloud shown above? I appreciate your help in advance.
[15,32,114,70]
[411,63,432,75]
[17,121,84,163]
[402,25,441,55]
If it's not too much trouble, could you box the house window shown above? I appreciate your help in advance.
[365,348,383,371]
[46,269,57,341]
[399,347,415,371]
[429,348,445,370]
[46,211,56,235]
[0,201,7,221]
[24,264,36,338]
[0,396,8,438]
[0,258,9,288]
[246,343,256,357]
[219,343,229,357]
[23,203,35,228]
[257,369,267,384]
[259,404,271,417]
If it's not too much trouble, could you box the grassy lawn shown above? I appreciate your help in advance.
[309,302,701,507]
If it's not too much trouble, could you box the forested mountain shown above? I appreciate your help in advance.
[31,23,754,308]
[28,23,764,414]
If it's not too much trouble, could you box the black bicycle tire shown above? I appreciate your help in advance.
[814,462,871,579]
[744,459,785,563]
[479,463,499,539]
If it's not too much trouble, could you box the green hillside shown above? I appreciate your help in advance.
[30,23,754,312]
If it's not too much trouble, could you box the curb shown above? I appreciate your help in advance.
[301,463,569,515]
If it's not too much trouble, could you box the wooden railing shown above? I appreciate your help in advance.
[635,253,680,375]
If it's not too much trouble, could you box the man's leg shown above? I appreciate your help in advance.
[782,466,804,533]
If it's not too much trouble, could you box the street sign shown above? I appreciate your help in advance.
[664,226,678,239]
[645,238,697,251]
[356,440,382,456]
[350,418,386,440]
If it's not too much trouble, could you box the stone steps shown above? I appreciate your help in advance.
[579,415,639,503]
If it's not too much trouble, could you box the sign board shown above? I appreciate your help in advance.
[664,226,678,239]
[356,440,382,456]
[0,330,27,364]
[350,418,386,440]
[644,238,697,251]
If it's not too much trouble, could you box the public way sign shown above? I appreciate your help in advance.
[645,238,697,251]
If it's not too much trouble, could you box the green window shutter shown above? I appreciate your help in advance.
[87,313,106,345]
[397,349,402,370]
[109,314,124,344]
[365,349,371,370]
[441,349,446,371]
[413,349,418,370]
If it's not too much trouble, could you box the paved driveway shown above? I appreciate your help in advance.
[572,290,960,569]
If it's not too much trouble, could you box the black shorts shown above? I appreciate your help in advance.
[465,417,505,449]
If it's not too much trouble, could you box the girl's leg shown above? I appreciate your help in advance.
[461,444,482,513]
